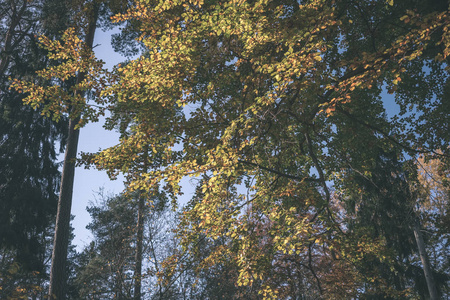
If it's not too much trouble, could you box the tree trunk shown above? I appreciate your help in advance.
[413,218,439,300]
[48,4,99,299]
[134,145,149,300]
[134,192,145,300]
[48,116,79,299]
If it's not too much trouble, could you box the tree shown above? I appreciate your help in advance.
[335,148,429,298]
[47,4,100,297]
[0,0,70,296]
[11,4,103,297]
[75,193,137,299]
[414,153,450,298]
[35,0,450,298]
[10,0,144,296]
[74,190,175,299]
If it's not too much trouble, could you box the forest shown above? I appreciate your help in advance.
[1,0,449,299]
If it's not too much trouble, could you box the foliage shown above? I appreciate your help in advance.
[74,190,177,299]
[10,26,109,128]
[73,1,449,299]
[77,0,450,298]
[0,260,43,299]
[0,0,72,296]
[75,193,137,299]
[8,0,450,298]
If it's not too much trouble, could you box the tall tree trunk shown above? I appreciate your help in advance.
[48,117,79,299]
[134,148,149,300]
[48,4,99,299]
[413,218,439,300]
[134,193,145,300]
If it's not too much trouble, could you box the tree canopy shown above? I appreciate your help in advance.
[10,0,450,298]
[84,0,450,298]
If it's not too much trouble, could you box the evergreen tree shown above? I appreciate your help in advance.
[336,147,449,298]
[75,193,136,299]
[74,190,172,299]
[0,0,69,296]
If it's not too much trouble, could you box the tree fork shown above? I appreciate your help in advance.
[48,3,99,299]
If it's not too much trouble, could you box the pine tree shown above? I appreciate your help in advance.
[75,193,137,299]
[74,190,173,299]
[0,0,69,296]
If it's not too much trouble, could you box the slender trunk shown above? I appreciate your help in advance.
[134,193,145,300]
[413,218,439,300]
[48,117,79,300]
[48,4,99,299]
[134,147,149,300]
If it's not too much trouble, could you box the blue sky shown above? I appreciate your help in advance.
[70,29,126,250]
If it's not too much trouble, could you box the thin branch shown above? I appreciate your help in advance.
[237,159,319,183]
[305,131,330,204]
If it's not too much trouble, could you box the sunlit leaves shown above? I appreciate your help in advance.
[43,0,450,297]
[10,27,110,127]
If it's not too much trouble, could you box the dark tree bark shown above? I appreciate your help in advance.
[134,193,145,300]
[48,117,80,299]
[48,3,99,299]
[134,148,149,300]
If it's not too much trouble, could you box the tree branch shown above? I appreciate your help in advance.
[237,159,319,183]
